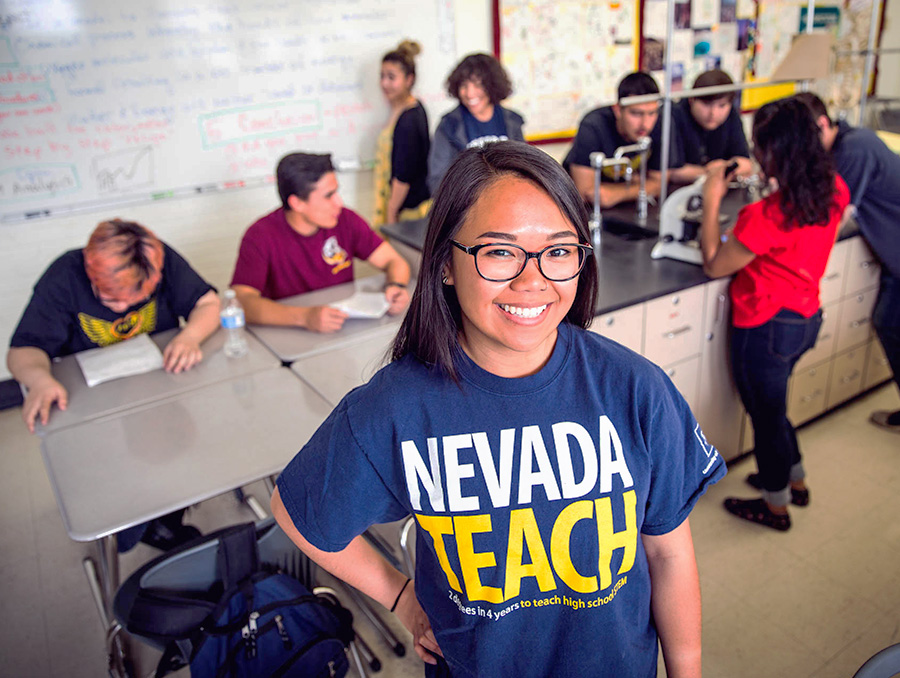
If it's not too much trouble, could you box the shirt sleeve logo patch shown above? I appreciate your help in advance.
[322,235,351,274]
[78,300,158,347]
[693,423,720,475]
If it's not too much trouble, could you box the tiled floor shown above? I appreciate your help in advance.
[1,384,898,678]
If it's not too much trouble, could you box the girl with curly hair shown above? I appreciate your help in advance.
[700,97,850,531]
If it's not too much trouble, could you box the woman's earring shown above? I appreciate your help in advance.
[441,275,449,284]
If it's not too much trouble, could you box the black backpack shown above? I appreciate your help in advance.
[114,521,354,677]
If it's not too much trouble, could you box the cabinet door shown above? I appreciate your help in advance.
[843,236,881,296]
[795,301,839,370]
[820,240,849,306]
[663,355,701,414]
[863,339,894,391]
[696,279,744,460]
[644,285,705,367]
[826,347,867,410]
[788,362,831,425]
[834,289,878,354]
[590,304,645,355]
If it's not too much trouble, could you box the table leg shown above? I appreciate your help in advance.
[83,537,132,677]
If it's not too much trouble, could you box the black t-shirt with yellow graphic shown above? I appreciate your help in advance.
[11,244,214,358]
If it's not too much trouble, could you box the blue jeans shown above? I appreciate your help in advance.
[873,269,900,397]
[731,309,822,505]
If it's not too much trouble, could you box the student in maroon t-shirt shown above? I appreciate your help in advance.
[231,153,411,333]
[698,98,849,532]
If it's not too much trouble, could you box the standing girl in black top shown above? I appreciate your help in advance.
[373,40,431,227]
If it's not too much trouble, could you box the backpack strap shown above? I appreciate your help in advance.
[216,523,259,589]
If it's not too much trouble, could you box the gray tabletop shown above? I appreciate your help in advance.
[245,274,408,363]
[40,367,332,542]
[290,323,397,406]
[38,328,280,435]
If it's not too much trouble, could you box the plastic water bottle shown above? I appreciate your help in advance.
[220,289,248,358]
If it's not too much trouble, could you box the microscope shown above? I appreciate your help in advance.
[587,136,652,250]
[650,163,762,265]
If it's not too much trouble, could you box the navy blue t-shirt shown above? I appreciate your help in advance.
[10,243,214,357]
[277,323,725,678]
[461,105,509,147]
[832,121,900,278]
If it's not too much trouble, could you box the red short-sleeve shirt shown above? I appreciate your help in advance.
[231,207,384,300]
[730,175,850,328]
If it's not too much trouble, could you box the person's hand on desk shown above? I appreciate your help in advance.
[384,282,410,316]
[163,332,204,373]
[302,305,349,333]
[22,374,68,433]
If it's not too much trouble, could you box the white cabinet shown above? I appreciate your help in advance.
[788,363,830,424]
[864,339,893,391]
[826,346,867,409]
[663,356,701,413]
[834,289,878,354]
[696,278,745,460]
[643,286,705,367]
[590,304,645,355]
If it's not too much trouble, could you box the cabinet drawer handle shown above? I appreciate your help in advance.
[850,318,870,329]
[800,389,823,403]
[840,370,861,384]
[605,317,615,327]
[664,325,692,339]
[823,273,840,281]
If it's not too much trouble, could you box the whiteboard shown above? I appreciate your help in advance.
[0,0,456,220]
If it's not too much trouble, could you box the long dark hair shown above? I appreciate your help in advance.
[391,141,597,381]
[752,98,837,228]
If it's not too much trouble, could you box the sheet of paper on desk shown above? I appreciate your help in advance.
[75,333,165,387]
[331,292,391,319]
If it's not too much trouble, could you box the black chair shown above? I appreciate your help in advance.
[110,517,377,677]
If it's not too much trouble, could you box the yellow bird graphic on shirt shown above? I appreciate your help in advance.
[77,300,158,347]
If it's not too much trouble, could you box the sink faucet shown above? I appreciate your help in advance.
[613,136,652,224]
[589,152,633,248]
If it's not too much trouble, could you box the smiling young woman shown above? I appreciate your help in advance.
[272,142,725,678]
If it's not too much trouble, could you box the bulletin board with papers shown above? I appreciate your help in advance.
[495,0,641,142]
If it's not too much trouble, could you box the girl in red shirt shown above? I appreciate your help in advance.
[700,97,850,531]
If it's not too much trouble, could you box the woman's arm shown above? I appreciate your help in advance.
[386,178,412,224]
[271,487,442,663]
[642,519,702,678]
[700,161,756,278]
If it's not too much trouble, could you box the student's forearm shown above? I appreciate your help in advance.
[235,290,308,328]
[669,165,705,184]
[644,523,702,678]
[272,487,408,609]
[178,291,221,343]
[7,346,53,389]
[384,255,411,287]
[387,179,411,224]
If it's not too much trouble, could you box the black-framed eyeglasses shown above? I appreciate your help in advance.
[450,240,593,282]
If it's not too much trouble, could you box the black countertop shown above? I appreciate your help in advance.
[382,217,713,315]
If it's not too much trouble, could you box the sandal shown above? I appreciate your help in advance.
[745,473,810,507]
[724,498,791,531]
